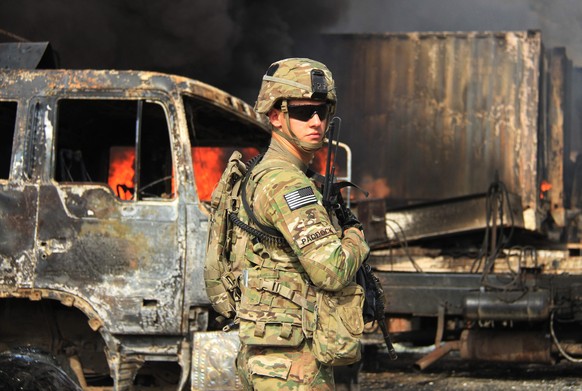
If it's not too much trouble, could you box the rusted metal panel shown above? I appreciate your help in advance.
[546,47,572,226]
[323,31,546,225]
[35,184,184,334]
[355,198,387,244]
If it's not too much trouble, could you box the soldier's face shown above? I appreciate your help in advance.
[270,99,328,143]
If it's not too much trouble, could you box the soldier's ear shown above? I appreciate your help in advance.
[268,109,283,129]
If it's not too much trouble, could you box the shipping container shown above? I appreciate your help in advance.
[315,31,582,368]
[321,31,575,235]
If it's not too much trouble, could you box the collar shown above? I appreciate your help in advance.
[263,137,308,173]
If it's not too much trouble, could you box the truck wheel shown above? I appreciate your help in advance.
[0,347,82,391]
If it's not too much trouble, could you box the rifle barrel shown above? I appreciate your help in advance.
[379,320,398,360]
[322,121,335,204]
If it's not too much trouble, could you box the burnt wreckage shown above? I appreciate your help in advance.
[3,29,582,389]
[0,42,270,389]
[320,31,582,368]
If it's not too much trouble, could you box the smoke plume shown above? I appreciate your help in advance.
[328,0,582,66]
[0,0,346,102]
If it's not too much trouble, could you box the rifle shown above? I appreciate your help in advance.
[321,118,363,223]
[359,263,398,360]
[321,117,398,361]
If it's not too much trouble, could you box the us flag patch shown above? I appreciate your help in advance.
[284,186,317,211]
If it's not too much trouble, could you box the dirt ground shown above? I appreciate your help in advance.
[336,346,582,391]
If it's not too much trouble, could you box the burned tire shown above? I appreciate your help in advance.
[0,348,82,391]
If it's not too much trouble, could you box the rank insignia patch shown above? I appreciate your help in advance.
[284,186,317,211]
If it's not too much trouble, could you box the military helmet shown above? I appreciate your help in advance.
[254,58,337,115]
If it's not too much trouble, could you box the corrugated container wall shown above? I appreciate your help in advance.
[544,47,572,227]
[320,31,552,226]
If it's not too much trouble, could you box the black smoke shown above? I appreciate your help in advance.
[0,0,346,102]
[328,0,582,66]
[326,0,582,153]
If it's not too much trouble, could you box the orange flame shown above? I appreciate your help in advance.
[192,147,226,202]
[540,180,552,199]
[108,146,261,202]
[108,147,135,200]
[192,147,259,202]
[540,180,552,192]
[312,146,334,176]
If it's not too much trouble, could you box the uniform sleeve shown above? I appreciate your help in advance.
[253,168,370,291]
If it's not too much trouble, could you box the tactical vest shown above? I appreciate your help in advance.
[234,159,318,346]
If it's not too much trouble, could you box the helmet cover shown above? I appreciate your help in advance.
[254,58,336,115]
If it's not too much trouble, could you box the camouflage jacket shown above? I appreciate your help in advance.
[234,138,369,346]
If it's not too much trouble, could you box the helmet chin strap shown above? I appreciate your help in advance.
[273,100,324,154]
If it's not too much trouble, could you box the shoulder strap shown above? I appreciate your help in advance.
[240,156,285,243]
[306,168,325,185]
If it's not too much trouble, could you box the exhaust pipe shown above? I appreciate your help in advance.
[416,328,562,370]
[414,341,460,370]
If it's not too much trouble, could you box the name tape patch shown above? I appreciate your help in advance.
[297,227,335,248]
[284,186,317,211]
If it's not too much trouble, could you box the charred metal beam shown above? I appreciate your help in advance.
[376,272,582,318]
[359,192,525,247]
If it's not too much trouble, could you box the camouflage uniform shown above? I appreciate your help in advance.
[234,57,369,391]
[237,341,334,391]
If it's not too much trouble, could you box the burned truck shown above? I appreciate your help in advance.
[320,31,582,368]
[0,43,269,389]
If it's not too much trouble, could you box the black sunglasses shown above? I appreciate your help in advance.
[287,104,330,122]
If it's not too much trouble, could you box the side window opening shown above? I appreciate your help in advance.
[55,99,174,200]
[0,101,17,180]
[183,95,270,202]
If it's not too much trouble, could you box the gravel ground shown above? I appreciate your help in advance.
[351,349,582,391]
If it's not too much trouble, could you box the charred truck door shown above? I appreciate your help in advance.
[26,91,187,386]
[0,101,37,289]
[38,95,183,334]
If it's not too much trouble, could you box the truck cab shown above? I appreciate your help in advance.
[0,67,270,389]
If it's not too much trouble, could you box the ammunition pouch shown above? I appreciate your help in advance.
[312,282,365,366]
[238,267,312,347]
[238,263,364,366]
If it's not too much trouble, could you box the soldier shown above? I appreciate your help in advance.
[234,58,370,390]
